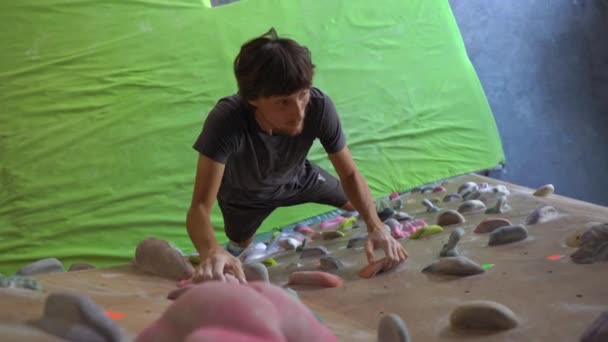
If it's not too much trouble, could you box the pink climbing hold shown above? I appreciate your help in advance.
[433,186,447,193]
[389,192,400,201]
[295,226,315,235]
[287,271,344,288]
[401,219,427,237]
[319,216,346,230]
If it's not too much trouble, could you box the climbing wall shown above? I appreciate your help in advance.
[0,174,606,341]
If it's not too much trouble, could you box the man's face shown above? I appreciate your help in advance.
[249,88,311,136]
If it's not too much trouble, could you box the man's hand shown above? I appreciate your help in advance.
[364,225,408,270]
[192,246,247,284]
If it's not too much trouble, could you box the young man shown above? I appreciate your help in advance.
[187,28,407,283]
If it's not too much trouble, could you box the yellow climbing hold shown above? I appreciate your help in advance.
[409,225,444,239]
[566,223,598,247]
[338,217,357,230]
[262,258,277,267]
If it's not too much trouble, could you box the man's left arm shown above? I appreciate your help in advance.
[328,147,408,268]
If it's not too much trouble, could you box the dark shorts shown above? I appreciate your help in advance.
[218,162,348,243]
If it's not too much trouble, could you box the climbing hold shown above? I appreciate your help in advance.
[401,219,427,237]
[457,200,486,214]
[436,210,465,227]
[359,258,390,279]
[288,271,343,288]
[378,314,411,342]
[422,256,484,276]
[394,211,413,221]
[0,275,42,291]
[488,225,528,246]
[566,222,599,247]
[322,231,345,240]
[285,262,303,271]
[475,218,512,234]
[278,238,301,250]
[422,199,440,213]
[571,223,608,264]
[526,205,559,225]
[295,226,315,235]
[391,198,404,210]
[533,184,555,197]
[347,234,368,249]
[319,256,344,271]
[389,192,400,201]
[409,225,443,239]
[450,300,518,331]
[29,292,124,342]
[443,193,462,202]
[300,246,330,259]
[320,216,346,230]
[580,311,608,342]
[341,211,358,218]
[295,238,308,252]
[133,237,194,281]
[262,258,277,267]
[485,195,511,214]
[68,263,95,272]
[378,208,395,221]
[457,182,479,196]
[243,263,269,282]
[433,186,447,193]
[440,228,464,257]
[420,186,434,194]
[338,217,357,230]
[384,218,402,231]
[16,258,65,276]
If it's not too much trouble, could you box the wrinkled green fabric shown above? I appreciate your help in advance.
[0,0,504,273]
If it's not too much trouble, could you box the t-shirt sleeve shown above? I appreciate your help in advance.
[192,100,241,164]
[318,93,346,154]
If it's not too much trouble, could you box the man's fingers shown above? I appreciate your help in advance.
[212,258,225,282]
[233,263,248,284]
[364,239,376,264]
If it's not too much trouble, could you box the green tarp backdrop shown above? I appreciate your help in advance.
[0,0,505,273]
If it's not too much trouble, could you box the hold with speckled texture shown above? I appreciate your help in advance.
[443,193,462,202]
[378,314,410,342]
[0,275,42,291]
[571,223,608,264]
[243,263,269,282]
[409,225,443,239]
[488,225,528,246]
[581,311,608,342]
[347,234,368,249]
[300,246,330,259]
[440,228,464,257]
[29,292,124,342]
[566,223,599,247]
[436,210,465,227]
[533,184,555,197]
[133,237,194,281]
[458,182,479,196]
[526,205,559,225]
[450,300,518,331]
[485,195,511,214]
[475,218,512,234]
[458,200,486,214]
[319,256,344,271]
[422,198,440,213]
[422,256,484,276]
[16,258,64,276]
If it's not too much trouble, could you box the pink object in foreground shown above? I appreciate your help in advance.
[139,282,338,342]
[169,275,241,300]
[319,216,346,230]
[287,271,344,288]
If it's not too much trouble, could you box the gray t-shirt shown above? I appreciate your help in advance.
[193,87,346,205]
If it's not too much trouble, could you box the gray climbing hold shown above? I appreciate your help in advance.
[0,275,42,291]
[422,198,440,213]
[384,218,402,231]
[485,195,511,214]
[533,184,555,197]
[378,207,395,221]
[300,246,330,259]
[526,205,559,225]
[581,311,608,342]
[450,300,518,331]
[391,198,404,210]
[422,256,484,276]
[347,234,368,249]
[319,256,344,271]
[243,262,269,282]
[571,223,608,264]
[443,193,462,202]
[457,182,479,196]
[394,211,413,221]
[378,313,410,342]
[322,230,345,240]
[457,200,486,214]
[440,228,464,257]
[488,225,528,246]
[29,292,124,342]
[16,258,65,276]
[436,210,465,227]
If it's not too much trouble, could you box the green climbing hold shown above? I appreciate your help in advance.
[322,230,346,240]
[409,225,444,239]
[338,217,357,230]
[0,275,42,291]
[262,258,277,267]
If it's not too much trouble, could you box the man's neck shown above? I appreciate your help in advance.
[254,110,274,135]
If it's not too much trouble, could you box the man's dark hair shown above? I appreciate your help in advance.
[234,27,315,100]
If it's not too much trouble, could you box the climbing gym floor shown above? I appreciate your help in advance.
[1,174,607,341]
